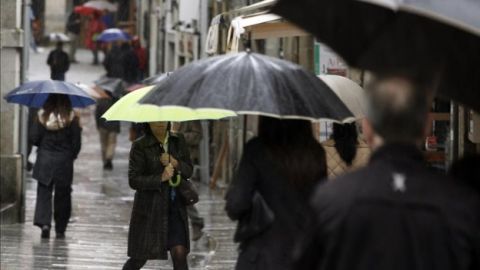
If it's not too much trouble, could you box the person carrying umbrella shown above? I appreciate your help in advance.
[225,117,327,270]
[119,42,139,85]
[46,42,70,81]
[29,94,82,239]
[85,11,105,65]
[122,122,193,270]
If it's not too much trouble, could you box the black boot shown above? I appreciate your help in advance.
[56,232,65,239]
[41,225,50,239]
[103,160,113,170]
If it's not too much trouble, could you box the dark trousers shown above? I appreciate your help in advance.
[33,181,72,233]
[51,73,65,81]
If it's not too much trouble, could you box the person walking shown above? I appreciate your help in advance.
[95,92,120,170]
[225,116,327,270]
[85,12,105,65]
[322,122,370,178]
[66,11,81,63]
[30,94,82,239]
[46,42,70,81]
[294,76,480,270]
[122,122,193,270]
[103,42,124,79]
[119,42,139,85]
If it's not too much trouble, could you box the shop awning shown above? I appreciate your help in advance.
[232,13,309,40]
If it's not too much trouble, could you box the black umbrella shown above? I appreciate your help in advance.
[142,72,172,85]
[272,0,480,111]
[140,52,354,122]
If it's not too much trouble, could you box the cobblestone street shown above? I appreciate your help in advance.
[1,49,237,270]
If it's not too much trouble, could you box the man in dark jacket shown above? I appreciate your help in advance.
[119,43,139,84]
[47,42,70,80]
[294,76,480,270]
[103,43,124,79]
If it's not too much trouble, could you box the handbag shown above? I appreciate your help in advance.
[234,192,275,243]
[177,178,199,206]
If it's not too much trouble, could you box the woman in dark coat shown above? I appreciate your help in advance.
[30,94,82,239]
[123,122,193,270]
[225,116,327,270]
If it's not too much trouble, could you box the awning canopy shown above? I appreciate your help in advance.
[232,13,309,40]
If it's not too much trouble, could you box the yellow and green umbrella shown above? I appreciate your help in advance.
[102,86,237,122]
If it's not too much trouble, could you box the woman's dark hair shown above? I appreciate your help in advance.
[332,122,358,166]
[42,94,73,124]
[142,122,171,135]
[258,116,326,189]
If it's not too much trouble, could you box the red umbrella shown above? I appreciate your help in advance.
[74,6,101,16]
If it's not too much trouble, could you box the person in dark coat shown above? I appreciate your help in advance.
[46,42,70,81]
[122,122,193,270]
[294,76,480,270]
[225,116,327,270]
[66,11,81,63]
[30,94,82,239]
[94,91,120,170]
[103,43,124,79]
[120,43,139,85]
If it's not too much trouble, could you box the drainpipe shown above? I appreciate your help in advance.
[18,0,30,222]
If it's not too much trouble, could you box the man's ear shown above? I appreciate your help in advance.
[362,118,375,148]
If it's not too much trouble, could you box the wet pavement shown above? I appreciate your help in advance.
[1,49,238,269]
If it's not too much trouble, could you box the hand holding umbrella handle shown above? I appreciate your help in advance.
[161,164,174,182]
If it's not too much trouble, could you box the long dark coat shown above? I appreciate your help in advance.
[127,132,193,260]
[295,143,480,270]
[30,116,82,186]
[225,137,326,270]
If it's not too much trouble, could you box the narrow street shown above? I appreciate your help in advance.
[0,49,238,269]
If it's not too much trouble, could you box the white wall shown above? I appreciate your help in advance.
[179,0,199,29]
[44,0,67,34]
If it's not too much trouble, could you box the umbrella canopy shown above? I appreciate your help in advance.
[319,75,367,119]
[140,52,354,122]
[126,72,172,92]
[142,72,172,85]
[4,80,96,108]
[94,76,125,98]
[102,86,236,122]
[49,32,70,42]
[74,6,100,16]
[75,83,109,99]
[272,0,480,111]
[83,0,117,12]
[97,28,131,42]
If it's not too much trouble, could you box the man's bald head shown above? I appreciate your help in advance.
[366,76,430,144]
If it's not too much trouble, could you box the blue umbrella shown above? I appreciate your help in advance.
[4,80,96,108]
[96,28,130,42]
